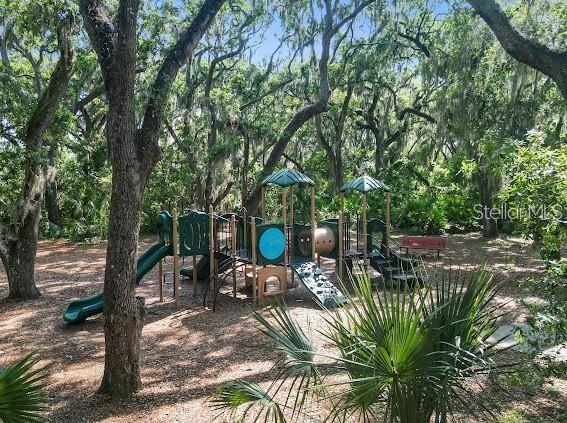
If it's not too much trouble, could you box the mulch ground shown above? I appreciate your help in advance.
[0,233,565,422]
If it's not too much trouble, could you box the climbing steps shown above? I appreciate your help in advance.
[368,240,424,287]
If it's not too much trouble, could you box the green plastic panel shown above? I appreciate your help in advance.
[179,210,210,256]
[237,216,263,251]
[157,211,173,244]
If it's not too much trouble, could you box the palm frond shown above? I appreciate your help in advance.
[0,351,49,423]
[210,380,286,423]
[250,301,320,417]
[251,302,317,377]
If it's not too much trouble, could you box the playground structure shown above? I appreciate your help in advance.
[63,169,422,323]
[338,176,422,287]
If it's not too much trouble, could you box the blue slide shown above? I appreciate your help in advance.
[63,243,171,323]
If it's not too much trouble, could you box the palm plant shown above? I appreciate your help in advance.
[0,352,49,422]
[211,266,515,422]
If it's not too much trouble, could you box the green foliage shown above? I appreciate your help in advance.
[47,148,111,242]
[210,381,285,423]
[520,260,567,361]
[211,267,512,422]
[0,352,49,422]
[497,367,546,398]
[397,194,447,234]
[497,410,529,423]
[501,130,567,259]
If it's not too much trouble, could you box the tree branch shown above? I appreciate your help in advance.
[283,153,305,174]
[12,33,43,96]
[239,78,293,111]
[23,15,76,149]
[212,181,234,209]
[73,84,105,113]
[78,0,115,81]
[245,0,373,212]
[397,31,430,57]
[398,107,436,124]
[467,0,567,99]
[0,19,14,68]
[336,84,353,146]
[138,0,228,169]
[331,0,375,37]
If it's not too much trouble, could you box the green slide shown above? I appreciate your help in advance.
[136,243,171,285]
[63,243,171,323]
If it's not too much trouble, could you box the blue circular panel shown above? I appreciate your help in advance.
[259,228,285,261]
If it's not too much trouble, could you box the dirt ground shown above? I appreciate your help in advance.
[0,233,565,422]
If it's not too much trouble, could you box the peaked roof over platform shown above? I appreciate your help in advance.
[340,175,390,193]
[262,168,315,187]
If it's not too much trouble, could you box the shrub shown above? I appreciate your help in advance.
[397,194,447,234]
[211,267,513,422]
[501,130,566,260]
[520,259,567,375]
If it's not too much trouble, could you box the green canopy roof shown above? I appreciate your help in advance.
[261,168,315,187]
[340,175,390,193]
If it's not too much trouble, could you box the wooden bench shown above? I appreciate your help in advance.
[400,235,447,257]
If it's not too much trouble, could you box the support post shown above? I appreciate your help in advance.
[338,192,344,283]
[172,207,180,309]
[386,191,391,258]
[209,205,215,296]
[158,258,163,302]
[243,208,247,255]
[251,217,257,305]
[289,186,294,286]
[311,186,316,261]
[362,192,368,270]
[231,214,237,298]
[282,188,287,272]
[261,186,266,222]
[192,255,197,297]
[157,225,164,302]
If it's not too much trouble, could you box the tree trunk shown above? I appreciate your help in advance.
[315,114,341,189]
[3,159,53,299]
[334,151,343,189]
[0,15,75,300]
[98,153,146,397]
[45,149,61,227]
[477,172,498,238]
[482,216,498,238]
[95,0,147,395]
[241,124,250,208]
[46,180,61,227]
[374,131,385,175]
[6,203,42,299]
[80,0,227,400]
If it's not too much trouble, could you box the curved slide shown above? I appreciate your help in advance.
[63,243,171,323]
